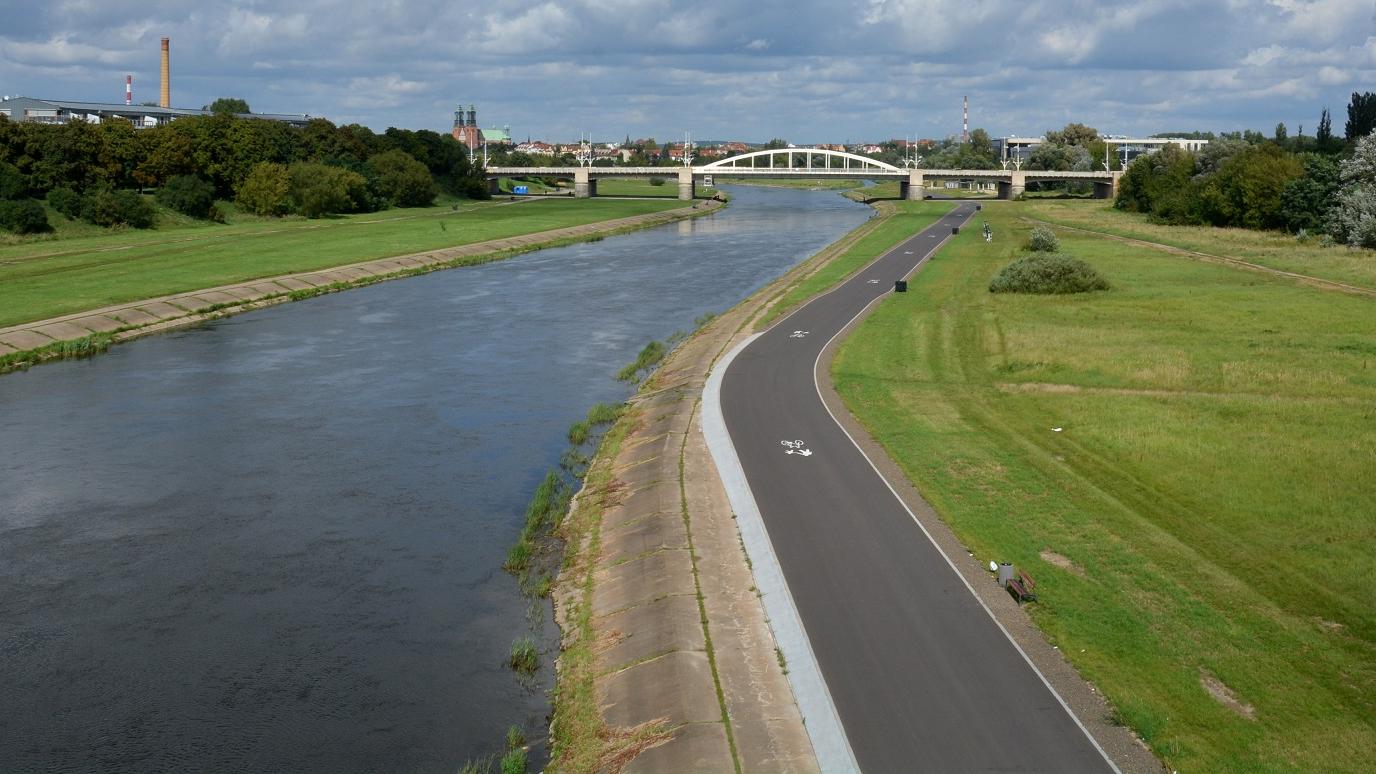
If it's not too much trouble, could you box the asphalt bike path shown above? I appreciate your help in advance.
[718,203,1115,772]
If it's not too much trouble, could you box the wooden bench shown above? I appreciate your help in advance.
[1006,569,1038,604]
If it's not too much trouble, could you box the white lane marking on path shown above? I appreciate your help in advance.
[867,279,880,284]
[790,330,810,338]
[703,337,860,774]
[806,215,1124,774]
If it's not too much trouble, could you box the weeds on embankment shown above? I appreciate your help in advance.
[504,401,626,599]
[0,331,115,374]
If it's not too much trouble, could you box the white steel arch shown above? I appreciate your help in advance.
[697,148,902,173]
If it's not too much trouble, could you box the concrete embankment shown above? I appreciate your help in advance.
[550,207,892,772]
[0,199,722,372]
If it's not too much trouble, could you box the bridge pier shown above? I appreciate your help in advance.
[901,170,925,201]
[998,171,1026,200]
[678,168,695,201]
[487,177,500,195]
[574,168,594,198]
[1093,172,1122,200]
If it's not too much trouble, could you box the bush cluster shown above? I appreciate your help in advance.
[0,198,50,233]
[989,253,1109,295]
[80,189,156,229]
[156,175,218,220]
[1025,225,1061,252]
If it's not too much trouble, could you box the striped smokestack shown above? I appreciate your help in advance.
[962,95,969,143]
[125,75,132,106]
[160,37,170,108]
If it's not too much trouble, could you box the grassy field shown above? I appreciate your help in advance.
[1026,200,1376,291]
[757,200,954,327]
[0,197,686,327]
[832,204,1376,772]
[589,177,682,197]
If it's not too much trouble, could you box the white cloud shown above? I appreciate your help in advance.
[0,0,1371,139]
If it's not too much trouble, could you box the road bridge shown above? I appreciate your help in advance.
[487,148,1121,201]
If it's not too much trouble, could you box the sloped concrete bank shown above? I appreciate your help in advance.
[550,208,892,772]
[0,199,722,374]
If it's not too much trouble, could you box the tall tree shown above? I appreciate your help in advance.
[1317,108,1334,152]
[1328,129,1376,246]
[1345,91,1376,141]
[204,98,251,114]
[1044,122,1098,146]
[1274,122,1288,143]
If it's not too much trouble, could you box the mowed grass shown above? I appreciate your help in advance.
[0,197,685,327]
[588,177,683,198]
[757,199,955,327]
[832,204,1376,772]
[1026,199,1376,291]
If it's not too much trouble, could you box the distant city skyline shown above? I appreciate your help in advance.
[2,0,1372,142]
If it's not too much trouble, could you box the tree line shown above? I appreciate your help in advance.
[0,110,491,233]
[1115,92,1376,247]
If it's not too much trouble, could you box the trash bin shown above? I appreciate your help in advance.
[998,562,1015,588]
[975,204,982,211]
[894,280,907,293]
[952,226,960,235]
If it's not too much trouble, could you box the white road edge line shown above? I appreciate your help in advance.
[809,209,1124,773]
[703,334,862,774]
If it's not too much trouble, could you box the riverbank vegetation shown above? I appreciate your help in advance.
[0,111,493,236]
[1114,93,1376,249]
[0,197,685,328]
[833,203,1376,771]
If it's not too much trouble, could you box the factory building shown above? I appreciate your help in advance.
[995,135,1210,165]
[0,96,312,128]
[0,37,311,129]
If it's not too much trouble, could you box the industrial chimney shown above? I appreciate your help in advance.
[125,75,133,106]
[962,95,969,143]
[160,37,170,108]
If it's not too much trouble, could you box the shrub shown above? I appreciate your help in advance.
[0,199,51,233]
[0,162,26,200]
[81,189,155,229]
[236,162,291,216]
[1025,225,1060,252]
[366,149,438,207]
[288,162,368,218]
[989,253,1109,294]
[47,187,83,219]
[156,174,216,219]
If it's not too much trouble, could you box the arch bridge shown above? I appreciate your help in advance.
[487,147,1120,201]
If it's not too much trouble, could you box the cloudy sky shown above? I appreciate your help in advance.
[2,0,1373,143]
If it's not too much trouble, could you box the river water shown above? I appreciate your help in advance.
[0,185,871,773]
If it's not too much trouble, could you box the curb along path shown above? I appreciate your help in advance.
[0,199,722,367]
[550,208,898,772]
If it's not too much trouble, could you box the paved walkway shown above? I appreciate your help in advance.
[0,199,722,359]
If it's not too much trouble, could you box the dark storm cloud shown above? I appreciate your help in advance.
[1,0,1373,141]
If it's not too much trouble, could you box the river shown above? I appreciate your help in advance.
[0,185,872,773]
